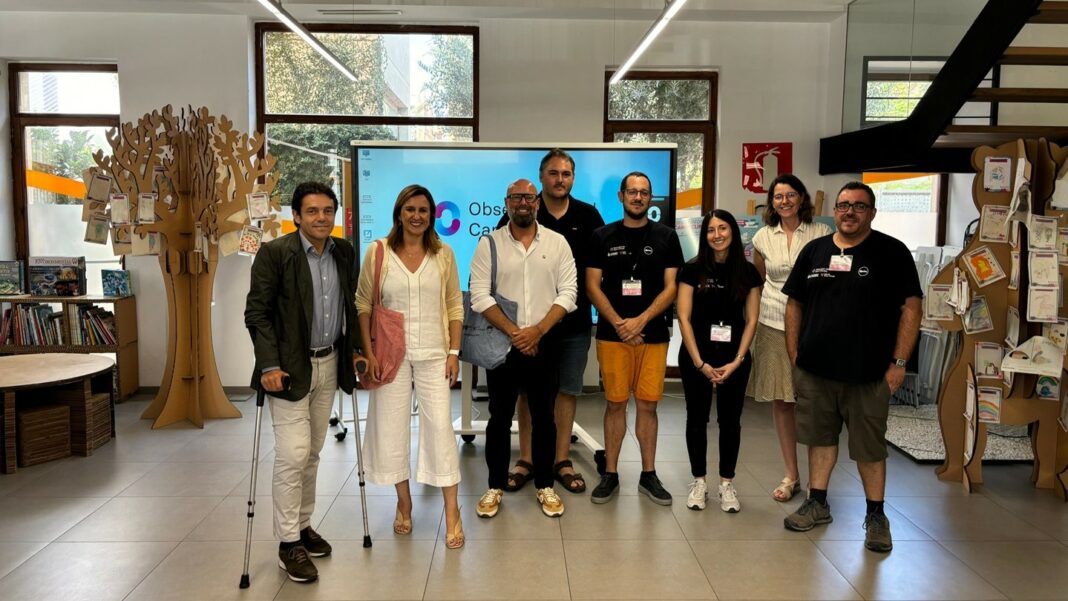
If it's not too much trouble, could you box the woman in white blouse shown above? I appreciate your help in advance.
[356,185,465,549]
[750,174,832,502]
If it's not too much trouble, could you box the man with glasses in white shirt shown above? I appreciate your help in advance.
[470,179,578,518]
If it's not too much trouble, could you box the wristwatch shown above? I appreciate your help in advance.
[892,358,907,368]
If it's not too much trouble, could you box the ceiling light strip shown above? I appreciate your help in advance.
[256,0,358,82]
[609,0,690,85]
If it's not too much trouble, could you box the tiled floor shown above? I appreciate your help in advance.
[0,389,1066,600]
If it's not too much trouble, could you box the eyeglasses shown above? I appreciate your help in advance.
[623,188,652,198]
[773,191,800,202]
[507,193,537,203]
[834,201,872,213]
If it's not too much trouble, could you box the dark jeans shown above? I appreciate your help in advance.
[485,340,560,490]
[678,348,751,479]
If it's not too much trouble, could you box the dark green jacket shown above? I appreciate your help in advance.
[245,232,361,400]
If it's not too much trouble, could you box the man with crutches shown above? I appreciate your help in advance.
[243,181,367,584]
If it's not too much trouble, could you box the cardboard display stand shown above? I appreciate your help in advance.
[929,138,1068,499]
[86,106,282,428]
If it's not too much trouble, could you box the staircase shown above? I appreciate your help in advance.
[821,0,1068,174]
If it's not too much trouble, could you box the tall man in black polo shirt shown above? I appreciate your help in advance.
[497,149,605,494]
[781,181,922,553]
[587,171,684,505]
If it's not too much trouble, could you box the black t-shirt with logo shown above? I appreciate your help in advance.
[677,260,763,362]
[496,195,605,333]
[782,230,923,384]
[588,220,685,344]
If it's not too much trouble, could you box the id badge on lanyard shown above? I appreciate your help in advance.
[622,278,642,296]
[829,253,853,272]
[710,322,732,342]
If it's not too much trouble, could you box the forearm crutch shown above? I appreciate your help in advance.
[350,359,372,547]
[239,386,268,589]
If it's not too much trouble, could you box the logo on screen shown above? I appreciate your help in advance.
[436,201,461,236]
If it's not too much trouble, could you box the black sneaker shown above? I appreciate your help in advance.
[637,473,673,506]
[863,512,893,552]
[784,497,833,532]
[300,526,332,557]
[590,473,619,504]
[278,544,318,583]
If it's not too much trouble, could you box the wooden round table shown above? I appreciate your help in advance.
[0,353,115,473]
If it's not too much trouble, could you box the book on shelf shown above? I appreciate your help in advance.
[1,303,65,346]
[27,256,87,297]
[71,304,117,346]
[101,269,131,297]
[0,260,25,295]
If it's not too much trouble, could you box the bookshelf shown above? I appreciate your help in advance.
[0,295,138,401]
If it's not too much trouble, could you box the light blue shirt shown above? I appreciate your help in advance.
[299,231,343,350]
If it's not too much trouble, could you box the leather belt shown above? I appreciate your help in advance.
[309,346,334,358]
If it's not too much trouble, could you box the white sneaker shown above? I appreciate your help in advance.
[686,479,708,510]
[719,481,741,513]
[536,487,565,517]
[476,488,503,518]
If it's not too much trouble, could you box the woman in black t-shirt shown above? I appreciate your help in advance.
[676,209,763,513]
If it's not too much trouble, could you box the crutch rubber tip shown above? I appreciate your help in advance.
[363,535,372,548]
[239,574,250,589]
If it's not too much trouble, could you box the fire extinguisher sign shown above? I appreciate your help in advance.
[742,143,793,194]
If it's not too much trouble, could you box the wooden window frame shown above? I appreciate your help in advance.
[254,22,479,137]
[9,63,120,260]
[603,70,718,212]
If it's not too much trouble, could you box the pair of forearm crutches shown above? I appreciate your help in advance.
[239,363,371,589]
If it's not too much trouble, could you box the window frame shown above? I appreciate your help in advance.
[860,55,998,128]
[254,22,479,134]
[602,70,718,212]
[9,62,121,261]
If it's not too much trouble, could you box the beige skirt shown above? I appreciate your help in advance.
[747,322,794,402]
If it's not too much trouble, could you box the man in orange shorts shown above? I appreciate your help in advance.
[586,171,683,505]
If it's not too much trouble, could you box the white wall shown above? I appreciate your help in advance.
[480,17,847,215]
[2,11,845,385]
[0,12,255,386]
[0,59,13,261]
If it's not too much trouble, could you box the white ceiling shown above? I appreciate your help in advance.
[0,0,850,23]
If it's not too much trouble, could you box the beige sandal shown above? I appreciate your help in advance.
[393,508,413,535]
[445,509,464,550]
[773,477,801,502]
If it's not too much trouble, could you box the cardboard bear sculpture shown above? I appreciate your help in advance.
[928,137,1068,498]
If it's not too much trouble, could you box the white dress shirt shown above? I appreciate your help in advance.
[469,222,578,328]
[752,220,833,330]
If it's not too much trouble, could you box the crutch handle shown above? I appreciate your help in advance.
[255,386,266,407]
[355,359,368,374]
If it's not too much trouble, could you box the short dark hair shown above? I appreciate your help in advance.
[763,173,815,226]
[292,181,339,214]
[539,148,575,174]
[620,171,652,194]
[837,181,876,206]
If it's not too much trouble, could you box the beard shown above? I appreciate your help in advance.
[511,209,535,228]
[624,204,649,220]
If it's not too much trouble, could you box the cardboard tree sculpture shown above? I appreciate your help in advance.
[928,138,1068,499]
[87,105,282,428]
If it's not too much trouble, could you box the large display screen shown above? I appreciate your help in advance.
[351,142,676,288]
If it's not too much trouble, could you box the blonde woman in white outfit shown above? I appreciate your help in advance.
[356,184,465,549]
[749,174,832,502]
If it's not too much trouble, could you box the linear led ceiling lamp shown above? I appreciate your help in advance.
[255,0,358,82]
[609,0,690,85]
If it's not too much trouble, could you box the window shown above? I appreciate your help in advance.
[604,71,717,220]
[10,63,122,293]
[862,57,994,127]
[866,173,948,250]
[256,23,478,232]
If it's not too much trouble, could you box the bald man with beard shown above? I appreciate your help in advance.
[468,179,578,519]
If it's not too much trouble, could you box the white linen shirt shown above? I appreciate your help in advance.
[381,251,446,361]
[752,220,833,330]
[469,222,578,328]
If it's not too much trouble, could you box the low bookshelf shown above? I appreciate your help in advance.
[0,295,138,401]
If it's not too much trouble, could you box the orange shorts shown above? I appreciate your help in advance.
[596,340,668,403]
